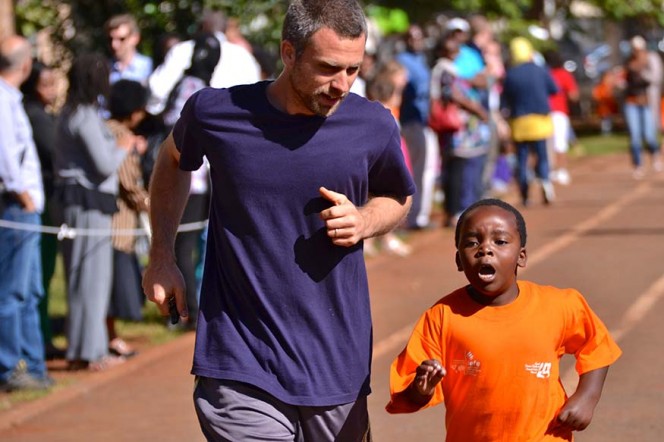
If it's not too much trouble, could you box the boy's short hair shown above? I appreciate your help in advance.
[454,198,527,247]
[109,79,148,120]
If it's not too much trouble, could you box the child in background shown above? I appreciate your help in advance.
[545,50,579,186]
[106,79,150,357]
[592,68,620,136]
[363,60,413,257]
[386,198,621,441]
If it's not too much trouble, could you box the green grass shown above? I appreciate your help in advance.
[1,255,182,411]
[48,254,184,350]
[571,133,629,157]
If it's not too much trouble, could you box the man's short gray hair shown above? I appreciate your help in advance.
[282,0,367,58]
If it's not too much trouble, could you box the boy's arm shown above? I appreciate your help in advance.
[391,360,446,412]
[557,365,609,431]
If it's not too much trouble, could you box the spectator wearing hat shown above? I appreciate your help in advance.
[501,37,558,206]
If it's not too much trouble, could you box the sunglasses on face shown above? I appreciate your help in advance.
[109,33,132,43]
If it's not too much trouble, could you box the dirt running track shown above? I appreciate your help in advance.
[1,153,663,441]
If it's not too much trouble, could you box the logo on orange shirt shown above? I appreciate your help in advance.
[451,351,481,376]
[524,362,552,378]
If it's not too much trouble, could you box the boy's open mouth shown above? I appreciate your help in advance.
[478,264,496,281]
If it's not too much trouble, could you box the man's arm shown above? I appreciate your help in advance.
[141,132,191,318]
[319,186,412,247]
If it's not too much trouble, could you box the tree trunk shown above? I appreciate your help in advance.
[0,0,14,40]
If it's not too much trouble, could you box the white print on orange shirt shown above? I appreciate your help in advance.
[451,351,482,376]
[525,362,552,378]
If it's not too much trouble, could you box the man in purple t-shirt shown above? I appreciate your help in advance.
[142,1,414,440]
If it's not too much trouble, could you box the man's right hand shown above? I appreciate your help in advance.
[142,257,188,320]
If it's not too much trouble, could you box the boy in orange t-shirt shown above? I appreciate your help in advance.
[386,198,621,441]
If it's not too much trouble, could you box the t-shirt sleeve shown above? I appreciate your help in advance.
[172,91,205,171]
[386,304,445,414]
[563,71,578,95]
[561,290,622,374]
[368,122,416,198]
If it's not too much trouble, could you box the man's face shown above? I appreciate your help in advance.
[455,205,526,305]
[108,24,139,61]
[406,26,425,53]
[284,27,365,117]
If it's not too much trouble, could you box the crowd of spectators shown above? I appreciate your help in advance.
[1,7,661,393]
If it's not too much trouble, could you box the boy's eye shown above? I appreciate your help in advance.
[495,239,507,245]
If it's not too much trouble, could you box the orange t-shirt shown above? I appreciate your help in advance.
[386,280,622,441]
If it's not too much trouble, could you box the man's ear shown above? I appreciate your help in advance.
[517,247,527,268]
[455,251,463,272]
[281,40,296,69]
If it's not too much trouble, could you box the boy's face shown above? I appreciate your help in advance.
[455,205,527,306]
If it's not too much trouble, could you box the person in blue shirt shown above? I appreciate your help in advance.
[105,14,153,85]
[142,1,415,440]
[396,24,439,230]
[0,35,53,392]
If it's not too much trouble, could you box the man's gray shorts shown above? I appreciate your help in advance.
[194,377,371,442]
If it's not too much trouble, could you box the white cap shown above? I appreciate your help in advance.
[446,17,470,33]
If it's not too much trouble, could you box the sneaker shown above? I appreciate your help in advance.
[383,236,412,257]
[0,364,54,392]
[541,180,555,205]
[633,167,645,180]
[556,169,571,186]
[653,157,663,173]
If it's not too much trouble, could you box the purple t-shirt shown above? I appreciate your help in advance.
[173,81,415,406]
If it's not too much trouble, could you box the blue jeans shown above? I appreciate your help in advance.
[624,102,658,167]
[516,139,549,203]
[0,203,46,381]
[460,154,487,210]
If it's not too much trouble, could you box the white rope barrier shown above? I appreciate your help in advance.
[0,218,208,240]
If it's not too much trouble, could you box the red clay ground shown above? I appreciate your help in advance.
[1,152,663,441]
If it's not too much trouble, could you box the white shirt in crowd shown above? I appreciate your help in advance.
[147,32,261,115]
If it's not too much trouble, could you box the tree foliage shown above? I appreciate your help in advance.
[14,0,289,67]
[12,0,664,67]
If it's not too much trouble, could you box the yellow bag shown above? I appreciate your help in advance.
[510,114,554,142]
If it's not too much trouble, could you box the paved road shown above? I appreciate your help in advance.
[1,153,663,441]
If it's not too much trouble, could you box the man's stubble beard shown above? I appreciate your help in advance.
[288,69,347,117]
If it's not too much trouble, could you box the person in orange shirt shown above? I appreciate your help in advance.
[386,198,621,441]
[592,68,619,136]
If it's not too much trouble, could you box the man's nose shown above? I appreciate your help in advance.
[331,72,351,94]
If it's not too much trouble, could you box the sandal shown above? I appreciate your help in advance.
[109,338,138,358]
[88,355,126,372]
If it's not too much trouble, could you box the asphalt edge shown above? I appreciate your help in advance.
[0,332,196,432]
